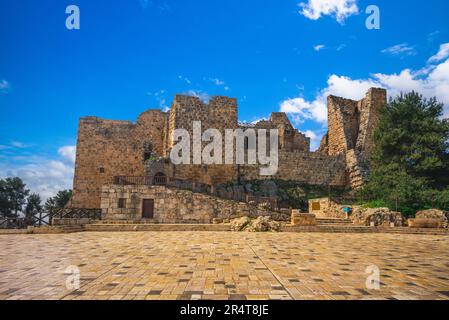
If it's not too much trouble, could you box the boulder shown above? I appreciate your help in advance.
[415,209,448,228]
[246,216,281,232]
[408,218,444,229]
[230,216,251,231]
[270,212,291,222]
[230,216,281,232]
[351,207,404,227]
[257,201,273,211]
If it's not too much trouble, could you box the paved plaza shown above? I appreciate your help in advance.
[0,231,449,300]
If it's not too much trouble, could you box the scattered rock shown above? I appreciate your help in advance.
[270,212,290,222]
[408,218,444,229]
[351,207,404,227]
[230,216,281,232]
[415,209,448,228]
[257,201,273,211]
[230,216,252,231]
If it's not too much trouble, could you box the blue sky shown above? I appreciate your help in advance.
[1,0,449,198]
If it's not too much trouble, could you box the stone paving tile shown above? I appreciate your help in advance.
[0,232,448,300]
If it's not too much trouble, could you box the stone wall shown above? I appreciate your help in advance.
[240,151,347,186]
[101,185,278,224]
[71,110,167,208]
[72,89,385,210]
[308,197,347,219]
[321,88,387,188]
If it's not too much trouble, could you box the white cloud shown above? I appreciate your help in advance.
[304,130,323,151]
[178,75,192,85]
[280,45,449,125]
[207,77,230,91]
[147,89,169,110]
[428,43,449,63]
[58,146,76,164]
[0,79,10,93]
[280,96,328,124]
[314,44,326,52]
[0,146,75,201]
[139,0,150,9]
[209,78,225,86]
[185,90,211,103]
[299,0,359,24]
[10,141,26,148]
[381,43,417,57]
[336,44,346,51]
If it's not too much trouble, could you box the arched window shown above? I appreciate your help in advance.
[153,172,167,186]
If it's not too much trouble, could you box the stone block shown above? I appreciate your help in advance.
[408,218,444,229]
[291,211,316,226]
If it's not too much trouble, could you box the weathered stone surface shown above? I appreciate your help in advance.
[246,216,281,232]
[351,207,404,227]
[230,216,281,232]
[101,185,281,223]
[323,88,387,188]
[408,218,445,229]
[291,211,316,226]
[52,218,94,226]
[415,209,449,228]
[230,217,252,231]
[72,88,387,213]
[309,198,348,219]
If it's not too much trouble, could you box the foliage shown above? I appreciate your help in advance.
[24,193,43,225]
[44,190,73,212]
[0,177,30,218]
[362,92,449,217]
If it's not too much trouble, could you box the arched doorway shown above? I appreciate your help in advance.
[153,172,167,186]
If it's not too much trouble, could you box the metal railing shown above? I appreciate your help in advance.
[50,208,102,220]
[153,175,167,186]
[111,176,279,211]
[112,176,153,186]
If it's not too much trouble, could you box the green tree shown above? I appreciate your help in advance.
[371,91,449,188]
[0,177,30,218]
[44,190,72,212]
[25,193,43,226]
[364,92,449,216]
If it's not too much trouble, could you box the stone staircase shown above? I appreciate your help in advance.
[345,149,366,189]
[316,218,353,226]
[96,219,157,225]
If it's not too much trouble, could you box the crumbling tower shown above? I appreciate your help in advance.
[320,88,387,188]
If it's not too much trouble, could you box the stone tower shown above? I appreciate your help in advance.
[320,88,387,188]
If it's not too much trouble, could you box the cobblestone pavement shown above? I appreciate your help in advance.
[1,232,448,300]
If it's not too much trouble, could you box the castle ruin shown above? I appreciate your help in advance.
[70,88,387,222]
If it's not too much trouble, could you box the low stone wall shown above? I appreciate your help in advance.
[408,218,445,229]
[240,151,347,187]
[52,218,95,226]
[291,211,316,226]
[101,185,280,223]
[308,198,348,219]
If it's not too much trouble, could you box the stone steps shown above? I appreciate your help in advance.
[316,218,353,227]
[97,220,157,225]
[82,223,449,236]
[85,223,231,232]
[285,225,449,235]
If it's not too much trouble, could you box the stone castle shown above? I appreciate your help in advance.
[70,88,387,223]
